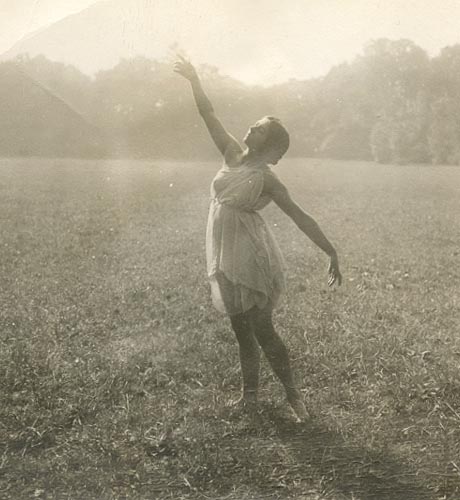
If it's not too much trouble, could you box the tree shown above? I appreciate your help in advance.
[359,39,431,163]
[427,46,460,164]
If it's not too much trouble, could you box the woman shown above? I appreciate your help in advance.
[174,56,342,421]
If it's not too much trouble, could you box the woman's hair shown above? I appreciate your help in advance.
[263,116,290,165]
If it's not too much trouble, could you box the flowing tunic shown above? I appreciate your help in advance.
[206,162,285,315]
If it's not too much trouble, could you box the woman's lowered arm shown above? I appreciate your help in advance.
[264,173,342,286]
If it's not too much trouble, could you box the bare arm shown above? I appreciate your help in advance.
[174,56,242,157]
[264,172,342,286]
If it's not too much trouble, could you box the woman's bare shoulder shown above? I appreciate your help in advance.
[262,168,288,194]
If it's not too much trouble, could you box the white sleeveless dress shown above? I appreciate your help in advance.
[206,162,286,315]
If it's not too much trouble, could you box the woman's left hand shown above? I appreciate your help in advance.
[328,254,342,287]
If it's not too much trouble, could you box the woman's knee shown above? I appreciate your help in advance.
[230,312,255,344]
[251,307,277,345]
[230,313,249,332]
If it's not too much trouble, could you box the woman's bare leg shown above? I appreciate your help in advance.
[250,305,308,420]
[230,312,260,403]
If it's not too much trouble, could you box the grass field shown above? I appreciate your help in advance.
[0,157,459,499]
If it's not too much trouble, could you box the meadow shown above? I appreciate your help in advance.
[0,157,459,500]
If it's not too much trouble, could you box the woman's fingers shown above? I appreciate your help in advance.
[175,55,191,68]
[173,60,192,73]
[327,267,342,287]
[173,61,188,76]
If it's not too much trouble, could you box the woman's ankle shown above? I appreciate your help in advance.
[284,385,301,401]
[242,389,258,403]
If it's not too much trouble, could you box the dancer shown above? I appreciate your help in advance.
[174,56,342,420]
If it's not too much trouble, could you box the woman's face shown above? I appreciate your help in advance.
[243,117,271,151]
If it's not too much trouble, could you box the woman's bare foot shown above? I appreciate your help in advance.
[285,388,309,421]
[227,390,258,411]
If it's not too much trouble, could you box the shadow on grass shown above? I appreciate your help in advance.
[266,408,435,500]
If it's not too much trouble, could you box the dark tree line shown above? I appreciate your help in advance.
[1,38,460,164]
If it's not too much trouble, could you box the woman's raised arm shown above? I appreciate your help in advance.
[174,56,241,157]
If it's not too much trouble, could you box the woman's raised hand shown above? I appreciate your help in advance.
[328,254,342,287]
[173,55,198,81]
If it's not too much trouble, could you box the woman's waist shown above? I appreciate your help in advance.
[210,197,258,213]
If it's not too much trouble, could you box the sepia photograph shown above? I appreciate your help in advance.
[0,1,459,498]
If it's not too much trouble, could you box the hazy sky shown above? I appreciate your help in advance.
[0,0,96,49]
[2,0,460,84]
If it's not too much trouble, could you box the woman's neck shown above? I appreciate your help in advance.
[241,149,266,166]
